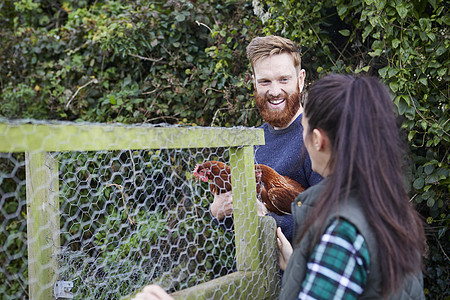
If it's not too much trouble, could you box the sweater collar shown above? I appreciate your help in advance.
[266,113,303,135]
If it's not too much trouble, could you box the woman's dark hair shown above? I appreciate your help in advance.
[300,74,425,296]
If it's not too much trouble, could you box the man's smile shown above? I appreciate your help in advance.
[268,98,285,105]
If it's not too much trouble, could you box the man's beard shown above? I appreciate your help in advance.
[255,87,301,128]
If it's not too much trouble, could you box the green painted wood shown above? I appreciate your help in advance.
[230,146,260,271]
[25,152,60,300]
[171,270,266,300]
[0,122,264,152]
[258,216,281,299]
[123,271,266,300]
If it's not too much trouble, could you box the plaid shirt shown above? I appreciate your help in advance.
[298,219,370,300]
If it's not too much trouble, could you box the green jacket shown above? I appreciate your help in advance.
[279,179,425,300]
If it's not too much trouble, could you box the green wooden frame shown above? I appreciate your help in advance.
[1,121,280,300]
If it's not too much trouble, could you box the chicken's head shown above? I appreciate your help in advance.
[193,164,210,182]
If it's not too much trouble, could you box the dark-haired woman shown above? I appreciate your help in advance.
[277,74,426,299]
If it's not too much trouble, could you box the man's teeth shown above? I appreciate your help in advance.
[269,99,284,105]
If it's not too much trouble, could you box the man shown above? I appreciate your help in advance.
[210,35,322,243]
[131,35,323,300]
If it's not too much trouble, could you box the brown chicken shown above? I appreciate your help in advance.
[254,164,305,215]
[193,161,305,215]
[193,161,231,195]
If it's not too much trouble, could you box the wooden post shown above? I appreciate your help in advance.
[26,151,60,300]
[259,216,281,299]
[229,146,260,271]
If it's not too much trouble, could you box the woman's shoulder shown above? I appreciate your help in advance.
[297,178,328,203]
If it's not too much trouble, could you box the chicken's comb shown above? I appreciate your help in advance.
[193,164,200,177]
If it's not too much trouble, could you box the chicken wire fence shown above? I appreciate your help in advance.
[0,120,279,300]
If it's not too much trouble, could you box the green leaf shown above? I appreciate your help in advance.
[369,49,382,57]
[426,174,439,184]
[419,18,430,31]
[435,46,447,57]
[424,164,435,175]
[373,0,386,10]
[378,66,389,78]
[413,177,424,190]
[418,77,428,86]
[396,95,409,115]
[422,190,431,200]
[429,0,437,9]
[355,65,370,74]
[388,68,399,78]
[396,5,408,19]
[437,68,447,77]
[337,6,348,17]
[442,15,450,25]
[175,14,185,22]
[389,81,399,92]
[338,29,350,36]
[392,38,401,48]
[419,30,428,41]
[362,29,371,42]
[408,130,416,141]
[421,120,428,130]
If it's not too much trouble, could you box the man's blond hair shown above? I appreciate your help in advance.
[246,35,301,73]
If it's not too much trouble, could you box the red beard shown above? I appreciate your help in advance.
[255,87,301,128]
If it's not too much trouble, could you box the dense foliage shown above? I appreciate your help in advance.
[0,0,262,126]
[0,0,448,298]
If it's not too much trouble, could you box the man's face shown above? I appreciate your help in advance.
[253,53,305,128]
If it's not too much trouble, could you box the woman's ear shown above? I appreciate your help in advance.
[312,128,328,151]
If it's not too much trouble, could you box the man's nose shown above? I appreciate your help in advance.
[268,82,283,97]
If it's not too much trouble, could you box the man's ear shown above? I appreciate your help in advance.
[298,69,306,93]
[252,75,256,90]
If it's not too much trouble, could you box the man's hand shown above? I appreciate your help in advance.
[210,191,233,220]
[132,285,173,300]
[277,227,293,271]
[257,199,268,216]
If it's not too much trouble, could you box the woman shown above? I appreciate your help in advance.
[277,74,426,299]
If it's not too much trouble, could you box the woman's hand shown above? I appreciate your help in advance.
[132,285,173,300]
[277,227,293,271]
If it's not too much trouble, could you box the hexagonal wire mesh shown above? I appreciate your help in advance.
[0,120,279,300]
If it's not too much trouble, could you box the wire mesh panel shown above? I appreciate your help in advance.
[0,120,280,300]
[0,152,28,299]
